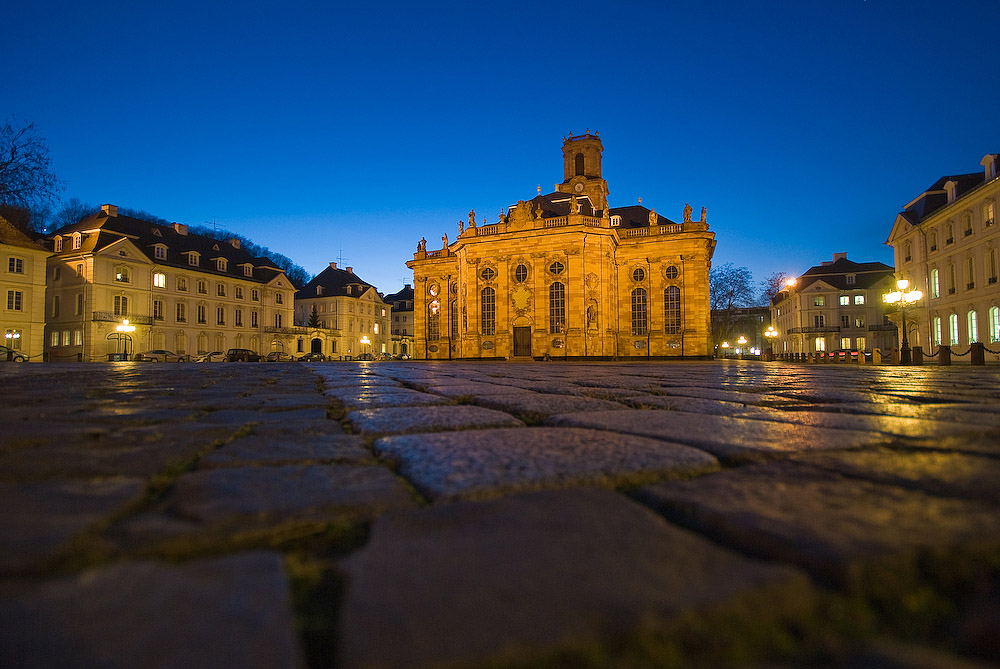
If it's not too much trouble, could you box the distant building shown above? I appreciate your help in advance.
[44,205,295,360]
[770,253,897,356]
[1,216,48,361]
[711,306,770,354]
[886,153,1000,350]
[383,283,414,358]
[292,262,390,359]
[406,132,716,360]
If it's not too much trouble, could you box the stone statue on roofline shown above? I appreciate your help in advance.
[469,209,476,227]
[701,206,707,223]
[683,203,693,223]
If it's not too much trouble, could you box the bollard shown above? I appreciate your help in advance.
[911,346,923,366]
[873,349,882,365]
[939,346,951,366]
[971,342,985,365]
[891,349,900,365]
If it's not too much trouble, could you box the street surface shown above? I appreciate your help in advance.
[1,361,998,668]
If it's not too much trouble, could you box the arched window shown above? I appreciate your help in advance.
[989,306,1000,342]
[575,152,585,176]
[481,288,495,336]
[549,282,565,333]
[664,286,681,334]
[631,288,648,336]
[968,310,979,344]
[427,300,440,340]
[450,300,459,339]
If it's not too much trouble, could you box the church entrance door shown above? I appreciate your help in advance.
[513,326,531,357]
[311,338,323,354]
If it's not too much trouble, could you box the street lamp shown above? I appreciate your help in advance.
[359,334,371,359]
[882,279,922,365]
[737,334,748,358]
[4,331,20,360]
[764,325,778,360]
[115,318,136,360]
[721,340,729,358]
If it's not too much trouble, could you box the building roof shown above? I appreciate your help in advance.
[505,192,677,229]
[0,216,46,251]
[383,284,413,305]
[298,263,382,300]
[48,208,288,284]
[608,204,676,228]
[900,170,992,225]
[795,256,895,292]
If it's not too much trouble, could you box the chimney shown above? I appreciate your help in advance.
[228,238,240,249]
[831,252,847,262]
[346,266,353,274]
[173,223,188,235]
[101,204,118,217]
[329,262,337,270]
[405,283,411,289]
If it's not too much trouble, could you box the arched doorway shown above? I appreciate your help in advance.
[311,338,323,354]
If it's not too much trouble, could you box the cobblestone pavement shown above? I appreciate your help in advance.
[2,361,999,668]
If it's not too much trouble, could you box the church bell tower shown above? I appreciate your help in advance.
[557,130,609,211]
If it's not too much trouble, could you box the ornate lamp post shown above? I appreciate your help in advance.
[764,325,778,360]
[882,279,922,365]
[721,340,730,358]
[737,334,748,359]
[4,331,20,360]
[115,318,136,360]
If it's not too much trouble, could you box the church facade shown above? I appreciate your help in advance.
[406,132,716,360]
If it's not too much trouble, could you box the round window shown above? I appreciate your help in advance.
[480,267,496,281]
[450,282,458,294]
[514,264,528,282]
[549,261,564,275]
[665,265,679,279]
[632,268,645,282]
[428,283,439,296]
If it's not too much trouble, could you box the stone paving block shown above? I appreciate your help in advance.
[0,479,145,573]
[201,432,370,467]
[546,409,887,462]
[166,464,415,522]
[786,448,1000,503]
[420,381,534,398]
[336,487,811,669]
[620,394,780,418]
[310,368,403,387]
[323,386,450,408]
[635,460,1000,583]
[373,427,718,501]
[472,392,626,420]
[346,405,523,435]
[0,551,303,669]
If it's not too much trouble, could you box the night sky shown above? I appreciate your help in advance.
[5,1,999,296]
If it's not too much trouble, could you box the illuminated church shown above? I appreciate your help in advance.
[406,132,716,359]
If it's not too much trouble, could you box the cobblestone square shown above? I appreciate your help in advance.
[2,360,999,668]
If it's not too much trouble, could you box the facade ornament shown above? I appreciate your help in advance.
[683,203,693,222]
[499,208,505,222]
[700,206,707,223]
[649,209,657,226]
[570,194,581,214]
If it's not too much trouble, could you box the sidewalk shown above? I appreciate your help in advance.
[1,361,999,668]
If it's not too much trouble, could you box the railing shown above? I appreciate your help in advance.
[477,224,500,236]
[623,228,649,237]
[543,217,568,228]
[867,324,897,331]
[659,224,682,234]
[93,311,152,325]
[788,325,841,334]
[263,325,310,334]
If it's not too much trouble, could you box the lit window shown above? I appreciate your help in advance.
[815,337,826,352]
[115,266,130,283]
[373,322,379,335]
[949,313,960,345]
[51,331,60,346]
[930,269,940,298]
[839,295,850,306]
[855,316,865,328]
[7,257,23,273]
[968,311,979,344]
[153,272,166,288]
[989,306,1000,342]
[813,296,825,306]
[854,295,865,305]
[74,330,82,346]
[856,336,866,351]
[664,286,681,334]
[841,337,851,350]
[631,288,648,336]
[62,330,70,346]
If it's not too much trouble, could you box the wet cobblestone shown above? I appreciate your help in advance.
[2,360,1000,668]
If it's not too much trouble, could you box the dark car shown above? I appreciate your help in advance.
[226,348,262,362]
[135,349,186,362]
[297,352,326,362]
[1,345,27,362]
[356,352,376,361]
[264,351,294,362]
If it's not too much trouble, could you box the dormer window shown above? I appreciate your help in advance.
[610,215,621,227]
[154,245,167,260]
[72,233,82,250]
[54,236,63,252]
[945,180,957,203]
[188,252,200,266]
[242,264,252,277]
[316,286,324,296]
[216,258,227,272]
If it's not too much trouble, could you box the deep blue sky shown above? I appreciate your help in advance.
[5,1,999,296]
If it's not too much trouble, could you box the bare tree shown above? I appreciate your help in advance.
[0,120,63,216]
[49,198,97,230]
[710,263,756,311]
[759,271,789,306]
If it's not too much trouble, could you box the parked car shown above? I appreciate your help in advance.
[1,345,27,362]
[357,352,376,361]
[135,349,186,362]
[264,351,294,362]
[192,351,225,363]
[297,352,326,362]
[226,348,262,362]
